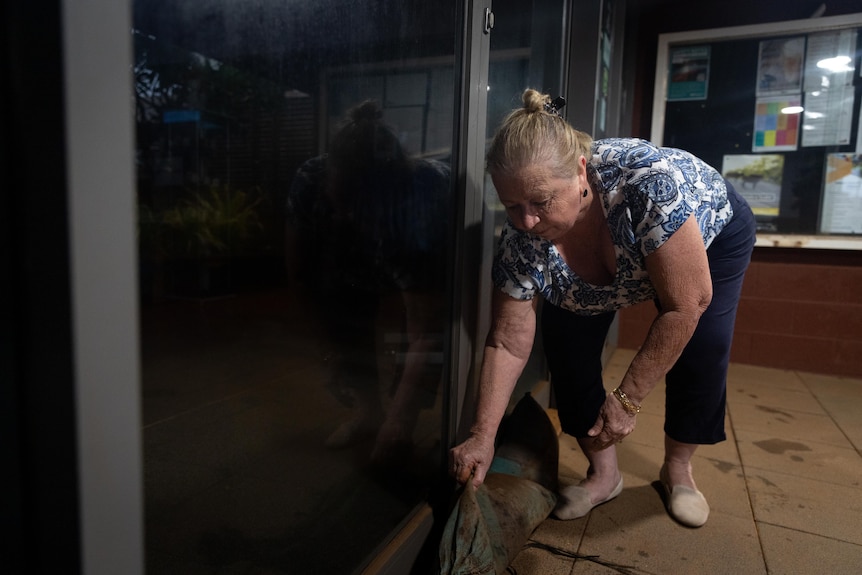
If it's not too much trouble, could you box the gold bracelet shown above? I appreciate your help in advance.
[612,387,641,416]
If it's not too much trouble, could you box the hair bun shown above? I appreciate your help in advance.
[522,89,550,114]
[351,100,384,122]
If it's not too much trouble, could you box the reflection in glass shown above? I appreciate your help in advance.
[133,2,456,572]
[285,100,450,464]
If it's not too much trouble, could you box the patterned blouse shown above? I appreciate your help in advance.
[492,138,733,315]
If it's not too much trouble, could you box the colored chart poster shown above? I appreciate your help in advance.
[820,153,862,234]
[752,96,801,152]
[667,46,710,101]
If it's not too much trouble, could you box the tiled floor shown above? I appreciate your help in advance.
[141,289,862,574]
[509,348,862,575]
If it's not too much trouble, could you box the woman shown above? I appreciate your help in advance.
[449,89,756,527]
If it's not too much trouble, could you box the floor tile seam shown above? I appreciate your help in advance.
[562,545,664,575]
[518,538,590,572]
[724,378,810,394]
[793,369,862,387]
[614,433,743,464]
[802,380,862,405]
[727,405,770,557]
[725,399,829,418]
[802,388,862,402]
[512,545,578,573]
[754,519,862,548]
[725,379,819,396]
[726,405,862,450]
[738,509,772,575]
[738,461,862,491]
[725,402,836,425]
[726,418,855,449]
[798,378,862,452]
[727,361,807,375]
[570,519,658,575]
[729,428,856,451]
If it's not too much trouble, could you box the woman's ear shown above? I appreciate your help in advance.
[575,155,588,185]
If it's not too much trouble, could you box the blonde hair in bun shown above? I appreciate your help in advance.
[522,89,548,113]
[486,88,592,180]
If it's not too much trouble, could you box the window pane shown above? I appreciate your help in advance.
[483,0,568,403]
[133,1,457,572]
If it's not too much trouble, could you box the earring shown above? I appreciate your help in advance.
[582,189,589,197]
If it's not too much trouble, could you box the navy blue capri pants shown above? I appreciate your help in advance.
[541,183,757,444]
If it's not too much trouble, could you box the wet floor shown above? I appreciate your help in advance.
[510,348,862,575]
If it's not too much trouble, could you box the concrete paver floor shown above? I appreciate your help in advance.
[510,348,862,575]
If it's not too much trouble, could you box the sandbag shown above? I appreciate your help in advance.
[438,393,559,574]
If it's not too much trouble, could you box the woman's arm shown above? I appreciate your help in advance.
[371,288,444,462]
[588,214,712,446]
[450,290,537,487]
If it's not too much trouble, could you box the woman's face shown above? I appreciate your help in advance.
[493,160,587,241]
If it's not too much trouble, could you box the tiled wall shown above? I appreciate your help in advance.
[618,248,862,377]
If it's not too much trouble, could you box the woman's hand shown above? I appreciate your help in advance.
[586,392,637,449]
[448,292,536,488]
[448,433,496,488]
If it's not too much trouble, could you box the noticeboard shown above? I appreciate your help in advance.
[652,14,862,249]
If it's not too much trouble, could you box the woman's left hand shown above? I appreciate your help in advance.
[586,393,637,449]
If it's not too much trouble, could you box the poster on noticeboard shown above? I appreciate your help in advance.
[667,46,710,101]
[756,36,806,96]
[820,153,862,234]
[752,96,801,152]
[722,154,784,217]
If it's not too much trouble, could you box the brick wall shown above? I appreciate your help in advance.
[618,248,862,377]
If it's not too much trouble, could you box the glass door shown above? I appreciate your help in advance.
[476,0,623,400]
[480,0,570,408]
[133,2,458,572]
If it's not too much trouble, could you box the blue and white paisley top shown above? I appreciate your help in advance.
[492,138,733,315]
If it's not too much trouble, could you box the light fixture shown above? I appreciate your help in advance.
[816,55,853,73]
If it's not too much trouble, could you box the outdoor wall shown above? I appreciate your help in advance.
[618,248,862,377]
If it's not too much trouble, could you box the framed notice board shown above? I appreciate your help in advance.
[652,13,862,249]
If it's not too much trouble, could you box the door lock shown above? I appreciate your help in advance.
[484,8,494,34]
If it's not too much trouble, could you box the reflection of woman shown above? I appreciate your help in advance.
[286,101,450,463]
[450,89,756,527]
